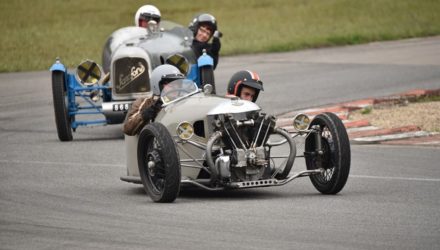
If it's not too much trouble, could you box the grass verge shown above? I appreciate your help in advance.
[1,0,440,72]
[349,91,440,132]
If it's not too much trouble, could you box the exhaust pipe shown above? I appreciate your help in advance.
[206,131,222,184]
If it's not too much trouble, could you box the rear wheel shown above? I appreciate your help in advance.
[137,123,181,203]
[305,112,350,194]
[51,71,72,141]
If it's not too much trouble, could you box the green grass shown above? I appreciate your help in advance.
[360,106,373,115]
[1,0,440,72]
[415,95,440,103]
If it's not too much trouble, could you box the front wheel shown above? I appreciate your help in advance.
[51,71,72,141]
[305,112,350,194]
[137,123,181,203]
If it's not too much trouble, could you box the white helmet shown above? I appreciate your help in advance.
[134,5,161,27]
[150,64,185,95]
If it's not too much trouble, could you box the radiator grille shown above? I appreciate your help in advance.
[113,57,150,95]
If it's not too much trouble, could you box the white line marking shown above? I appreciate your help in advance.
[352,131,433,142]
[346,126,378,133]
[415,141,440,145]
[2,160,439,182]
[351,174,440,182]
[0,159,124,168]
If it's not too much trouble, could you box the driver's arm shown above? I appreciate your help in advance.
[123,96,156,136]
[141,98,163,122]
[211,35,221,69]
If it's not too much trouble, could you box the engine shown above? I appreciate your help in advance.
[210,111,276,182]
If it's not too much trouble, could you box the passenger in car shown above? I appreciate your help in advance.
[189,13,222,69]
[122,64,185,136]
[225,70,264,102]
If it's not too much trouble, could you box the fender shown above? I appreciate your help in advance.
[197,52,214,67]
[187,64,199,86]
[49,59,66,72]
[187,52,214,87]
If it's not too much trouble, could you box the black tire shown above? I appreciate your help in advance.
[51,71,73,141]
[200,66,216,94]
[137,123,181,202]
[305,112,350,194]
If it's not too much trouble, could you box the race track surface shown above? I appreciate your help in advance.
[1,36,440,249]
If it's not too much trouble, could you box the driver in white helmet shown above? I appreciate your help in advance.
[123,65,185,136]
[134,5,161,29]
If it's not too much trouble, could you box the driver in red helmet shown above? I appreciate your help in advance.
[226,70,264,102]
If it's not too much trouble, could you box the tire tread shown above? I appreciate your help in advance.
[52,71,73,141]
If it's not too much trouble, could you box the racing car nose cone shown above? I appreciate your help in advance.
[231,98,244,106]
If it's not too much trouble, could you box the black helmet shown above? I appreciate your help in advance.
[189,13,217,37]
[227,70,264,102]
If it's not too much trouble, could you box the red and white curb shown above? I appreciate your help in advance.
[276,88,440,146]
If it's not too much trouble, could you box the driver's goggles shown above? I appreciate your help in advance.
[140,13,161,23]
[159,73,185,85]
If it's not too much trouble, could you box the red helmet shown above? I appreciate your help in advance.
[227,70,264,102]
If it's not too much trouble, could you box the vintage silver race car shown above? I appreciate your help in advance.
[50,20,214,141]
[121,80,351,203]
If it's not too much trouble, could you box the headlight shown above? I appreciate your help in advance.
[176,121,194,140]
[75,59,103,86]
[292,113,310,131]
[165,54,189,76]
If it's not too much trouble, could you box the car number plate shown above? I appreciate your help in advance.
[113,103,130,111]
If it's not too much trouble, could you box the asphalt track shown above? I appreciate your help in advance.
[1,37,440,249]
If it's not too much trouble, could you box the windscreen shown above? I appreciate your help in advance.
[160,79,199,104]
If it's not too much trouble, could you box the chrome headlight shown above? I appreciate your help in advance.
[292,113,310,131]
[165,53,189,76]
[75,59,103,87]
[176,121,194,140]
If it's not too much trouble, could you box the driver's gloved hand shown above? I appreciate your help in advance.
[141,106,157,122]
[213,30,222,38]
[141,99,163,122]
[153,98,163,109]
[211,36,221,54]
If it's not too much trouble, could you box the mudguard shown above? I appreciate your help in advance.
[197,52,214,67]
[50,60,66,72]
[187,52,214,87]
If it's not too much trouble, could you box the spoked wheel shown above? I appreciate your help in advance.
[305,112,350,194]
[137,123,181,203]
[51,71,73,141]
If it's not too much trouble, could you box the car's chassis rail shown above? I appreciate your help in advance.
[65,73,110,129]
[174,126,324,191]
[180,168,324,191]
[51,59,132,134]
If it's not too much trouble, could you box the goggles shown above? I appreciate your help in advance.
[139,13,161,23]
